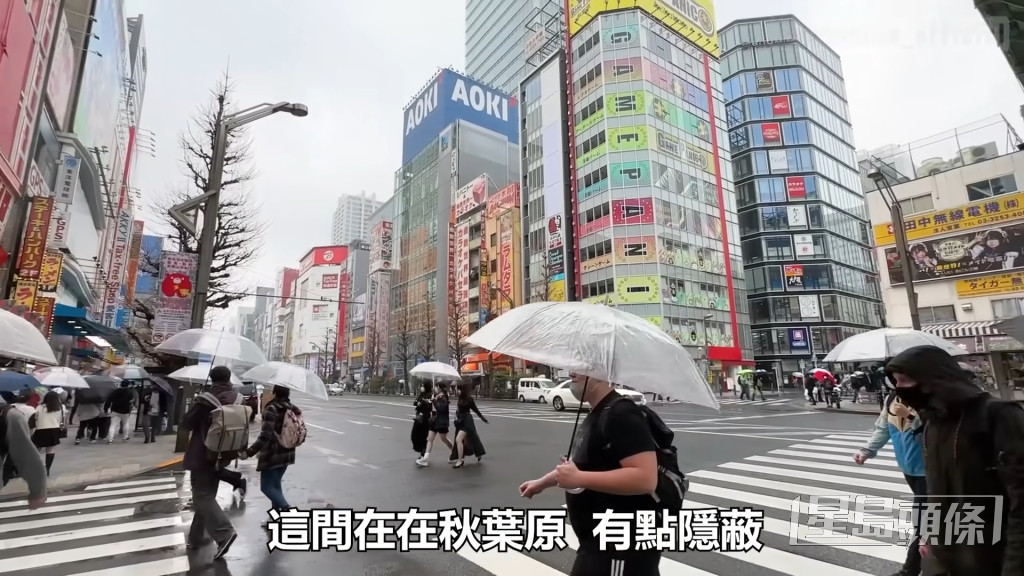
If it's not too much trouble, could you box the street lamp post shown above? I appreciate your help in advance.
[868,169,921,330]
[173,102,308,330]
[310,342,324,378]
[702,313,715,397]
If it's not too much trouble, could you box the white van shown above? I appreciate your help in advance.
[517,377,555,403]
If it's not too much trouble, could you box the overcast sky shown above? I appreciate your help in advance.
[123,0,1023,325]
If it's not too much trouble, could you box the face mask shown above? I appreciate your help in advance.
[569,379,588,401]
[896,386,930,409]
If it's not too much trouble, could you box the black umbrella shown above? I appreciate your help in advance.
[236,384,256,396]
[146,376,174,396]
[84,375,120,401]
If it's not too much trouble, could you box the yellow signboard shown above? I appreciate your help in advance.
[873,192,1024,246]
[548,279,566,302]
[567,0,719,57]
[955,271,1024,298]
[582,254,613,273]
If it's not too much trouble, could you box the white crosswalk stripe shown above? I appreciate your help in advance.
[0,472,191,576]
[452,430,918,576]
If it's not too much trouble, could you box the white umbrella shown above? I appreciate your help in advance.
[0,308,57,365]
[32,366,89,389]
[106,364,150,380]
[409,361,462,381]
[169,363,243,386]
[822,327,967,363]
[155,328,268,366]
[466,301,718,410]
[241,362,328,401]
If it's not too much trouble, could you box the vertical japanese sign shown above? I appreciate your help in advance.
[14,280,38,309]
[447,221,456,317]
[37,252,63,293]
[17,197,54,279]
[374,271,392,356]
[499,211,513,311]
[454,222,470,336]
[54,155,80,204]
[33,297,56,337]
[124,220,144,305]
[479,232,490,325]
[103,209,133,327]
[338,271,351,360]
[152,251,198,343]
[370,221,393,272]
[47,205,68,250]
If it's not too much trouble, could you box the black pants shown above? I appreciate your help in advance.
[76,418,99,440]
[216,464,245,492]
[905,474,927,574]
[570,547,660,576]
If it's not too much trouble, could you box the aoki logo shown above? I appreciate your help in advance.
[451,79,513,122]
[405,81,439,136]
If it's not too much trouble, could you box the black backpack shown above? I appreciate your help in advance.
[598,396,688,511]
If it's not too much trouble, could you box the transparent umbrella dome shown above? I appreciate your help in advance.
[155,328,268,366]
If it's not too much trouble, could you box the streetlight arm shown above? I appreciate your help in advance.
[225,102,300,130]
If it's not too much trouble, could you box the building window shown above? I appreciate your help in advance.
[919,305,957,324]
[966,174,1018,202]
[992,298,1024,320]
[898,195,934,216]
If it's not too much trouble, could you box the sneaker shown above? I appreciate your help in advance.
[107,439,112,445]
[186,537,212,550]
[74,439,80,445]
[415,457,428,467]
[213,533,237,560]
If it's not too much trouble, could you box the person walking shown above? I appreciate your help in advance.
[411,381,432,463]
[243,385,301,526]
[450,384,488,468]
[854,391,925,576]
[416,384,453,467]
[32,391,66,476]
[70,390,102,444]
[140,382,167,444]
[885,345,1024,576]
[182,366,241,559]
[104,382,135,444]
[0,398,47,509]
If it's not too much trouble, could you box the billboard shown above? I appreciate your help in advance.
[16,197,54,279]
[38,252,63,293]
[454,222,471,315]
[956,271,1024,298]
[369,221,393,272]
[487,183,520,217]
[135,235,164,296]
[873,192,1024,247]
[123,220,144,305]
[337,271,352,359]
[103,208,132,327]
[642,60,709,112]
[649,96,711,142]
[567,0,719,56]
[540,58,568,300]
[47,13,76,130]
[614,236,658,264]
[452,175,488,220]
[402,68,519,165]
[885,222,1024,285]
[299,245,347,276]
[612,198,655,225]
[321,273,339,290]
[152,251,198,343]
[499,211,514,311]
[585,276,661,305]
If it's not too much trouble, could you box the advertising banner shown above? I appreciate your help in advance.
[649,96,711,142]
[794,234,814,257]
[606,57,643,83]
[606,91,645,117]
[370,221,393,272]
[874,192,1024,247]
[54,155,80,204]
[454,223,470,312]
[662,279,730,310]
[447,223,456,318]
[642,59,709,112]
[499,212,513,311]
[755,71,775,92]
[771,95,791,117]
[611,161,651,187]
[787,205,807,227]
[788,328,810,350]
[608,126,648,152]
[14,280,38,309]
[38,252,63,293]
[103,208,132,327]
[124,220,144,304]
[799,295,820,317]
[43,204,65,251]
[582,254,613,273]
[541,99,567,292]
[33,296,56,337]
[402,68,519,165]
[956,271,1024,298]
[17,197,54,279]
[487,183,520,218]
[614,236,658,264]
[321,274,339,290]
[312,304,329,321]
[479,238,490,315]
[611,198,655,225]
[338,271,351,359]
[603,24,640,47]
[592,276,660,305]
[373,271,392,350]
[885,221,1024,284]
[567,0,719,57]
[769,150,789,173]
[786,176,807,199]
[785,264,804,288]
[152,251,198,343]
[452,175,488,220]
[300,246,346,276]
[579,214,611,237]
[761,123,782,145]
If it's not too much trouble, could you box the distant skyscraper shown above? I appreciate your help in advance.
[331,192,381,245]
[465,0,562,94]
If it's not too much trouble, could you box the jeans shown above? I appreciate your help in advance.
[188,468,235,545]
[142,414,161,442]
[905,474,927,574]
[108,412,132,440]
[260,466,289,510]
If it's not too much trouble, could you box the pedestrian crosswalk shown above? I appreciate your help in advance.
[453,431,912,576]
[716,398,793,406]
[0,474,191,576]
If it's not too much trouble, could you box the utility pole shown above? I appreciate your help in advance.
[869,169,921,330]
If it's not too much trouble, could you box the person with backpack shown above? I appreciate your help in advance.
[853,390,925,576]
[0,400,47,509]
[520,374,683,576]
[182,366,250,560]
[885,345,1024,576]
[242,385,304,524]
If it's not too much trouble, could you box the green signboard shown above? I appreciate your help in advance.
[608,126,648,151]
[611,161,651,187]
[650,96,711,142]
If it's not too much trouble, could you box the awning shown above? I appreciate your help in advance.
[52,304,130,351]
[463,352,510,364]
[921,321,1001,339]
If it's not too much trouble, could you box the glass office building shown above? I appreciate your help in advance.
[568,8,753,383]
[720,16,883,380]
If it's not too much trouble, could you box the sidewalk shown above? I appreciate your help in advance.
[0,432,182,497]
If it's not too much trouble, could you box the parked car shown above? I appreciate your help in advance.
[545,380,591,411]
[615,385,647,405]
[518,377,555,403]
[327,383,344,396]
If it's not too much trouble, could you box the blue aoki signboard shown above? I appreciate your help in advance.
[401,69,520,165]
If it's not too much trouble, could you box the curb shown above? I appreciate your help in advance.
[0,455,185,501]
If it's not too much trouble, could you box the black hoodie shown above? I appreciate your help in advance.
[886,345,1024,576]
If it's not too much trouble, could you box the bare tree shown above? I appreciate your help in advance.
[150,72,267,311]
[363,323,384,380]
[447,290,469,372]
[393,304,416,382]
[418,304,436,361]
[530,251,553,303]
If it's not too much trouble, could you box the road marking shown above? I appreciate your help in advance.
[0,533,185,571]
[0,515,184,550]
[745,455,905,479]
[347,420,370,425]
[0,492,180,520]
[311,445,379,470]
[688,469,911,508]
[826,434,881,442]
[306,422,345,435]
[456,547,567,575]
[768,449,900,467]
[0,509,136,533]
[720,462,910,493]
[671,428,827,442]
[65,557,190,576]
[84,478,175,491]
[0,484,176,509]
[687,411,819,423]
[786,443,895,456]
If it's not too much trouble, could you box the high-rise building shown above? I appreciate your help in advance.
[465,0,564,94]
[331,191,381,245]
[720,16,883,381]
[566,2,751,386]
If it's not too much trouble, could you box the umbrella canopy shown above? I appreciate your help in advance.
[822,328,967,363]
[466,301,718,410]
[0,371,41,393]
[169,363,243,386]
[84,375,121,401]
[146,376,174,396]
[33,366,89,389]
[409,361,462,381]
[155,328,268,366]
[736,369,754,376]
[0,308,58,365]
[107,364,150,380]
[241,362,328,401]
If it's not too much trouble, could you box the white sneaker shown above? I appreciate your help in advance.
[416,453,430,466]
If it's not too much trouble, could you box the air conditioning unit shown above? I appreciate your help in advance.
[917,157,948,176]
[959,142,999,165]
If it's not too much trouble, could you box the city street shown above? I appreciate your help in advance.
[0,394,911,576]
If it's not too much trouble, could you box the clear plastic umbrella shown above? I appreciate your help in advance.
[155,328,268,366]
[241,362,328,401]
[821,328,967,363]
[107,364,150,380]
[466,301,718,409]
[409,361,462,381]
[169,363,243,386]
[0,308,58,365]
[32,366,89,389]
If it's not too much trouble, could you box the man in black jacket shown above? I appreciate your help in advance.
[140,382,167,443]
[886,345,1024,576]
[103,381,135,444]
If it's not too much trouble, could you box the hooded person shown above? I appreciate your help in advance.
[885,345,1024,576]
[411,380,432,462]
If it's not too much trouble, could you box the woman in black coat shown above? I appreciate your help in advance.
[411,381,432,460]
